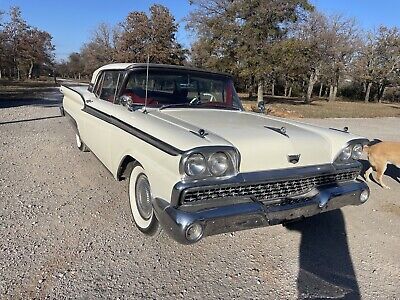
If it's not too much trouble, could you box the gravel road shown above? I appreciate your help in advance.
[0,89,399,299]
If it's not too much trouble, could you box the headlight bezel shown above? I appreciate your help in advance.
[334,139,369,164]
[180,146,240,181]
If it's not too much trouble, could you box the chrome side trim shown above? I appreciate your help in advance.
[82,105,184,156]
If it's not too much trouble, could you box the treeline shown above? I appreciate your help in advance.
[60,1,400,103]
[187,1,400,103]
[0,7,55,80]
[2,2,399,103]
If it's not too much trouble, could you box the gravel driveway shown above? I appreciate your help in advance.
[0,89,399,299]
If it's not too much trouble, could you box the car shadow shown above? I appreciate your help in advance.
[285,210,361,299]
[0,88,62,109]
[0,115,63,125]
[0,97,62,109]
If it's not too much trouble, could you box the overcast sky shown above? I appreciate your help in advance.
[1,0,399,61]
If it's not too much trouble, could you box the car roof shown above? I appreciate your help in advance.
[90,63,232,84]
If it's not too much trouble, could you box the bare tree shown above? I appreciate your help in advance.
[353,26,400,102]
[80,23,118,75]
[373,26,400,102]
[326,15,360,102]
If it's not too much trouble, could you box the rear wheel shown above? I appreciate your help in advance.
[75,133,89,152]
[128,163,160,235]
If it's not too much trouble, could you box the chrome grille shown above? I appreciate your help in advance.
[181,170,359,204]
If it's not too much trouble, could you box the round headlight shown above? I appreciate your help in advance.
[185,153,206,176]
[339,146,352,161]
[352,144,363,160]
[208,152,229,176]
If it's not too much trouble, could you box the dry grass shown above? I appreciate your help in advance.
[241,95,400,119]
[0,78,59,90]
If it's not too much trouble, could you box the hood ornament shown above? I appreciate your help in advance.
[288,154,301,164]
[190,128,208,139]
[329,126,349,133]
[264,126,289,138]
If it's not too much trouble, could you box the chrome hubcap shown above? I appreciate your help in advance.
[135,174,152,220]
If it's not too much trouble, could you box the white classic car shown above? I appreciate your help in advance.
[61,63,370,244]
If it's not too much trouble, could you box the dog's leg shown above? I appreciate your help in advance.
[365,167,373,182]
[375,163,390,189]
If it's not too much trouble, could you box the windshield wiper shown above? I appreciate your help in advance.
[159,103,198,110]
[200,103,241,111]
[159,102,241,111]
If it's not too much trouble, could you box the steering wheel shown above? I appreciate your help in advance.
[190,97,202,105]
[202,93,217,102]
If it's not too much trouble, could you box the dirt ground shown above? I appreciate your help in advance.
[0,88,399,299]
[241,98,400,119]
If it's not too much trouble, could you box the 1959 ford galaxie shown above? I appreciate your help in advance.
[61,63,370,244]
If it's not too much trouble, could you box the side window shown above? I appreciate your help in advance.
[93,72,104,97]
[97,71,124,103]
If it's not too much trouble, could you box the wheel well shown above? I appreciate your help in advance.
[117,155,137,181]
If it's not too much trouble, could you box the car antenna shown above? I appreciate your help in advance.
[143,54,150,114]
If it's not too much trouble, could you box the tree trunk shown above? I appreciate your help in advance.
[329,85,334,102]
[324,86,329,98]
[306,68,320,104]
[376,85,385,103]
[284,81,288,97]
[28,61,34,79]
[78,73,81,80]
[381,86,387,101]
[334,85,338,100]
[364,82,372,103]
[0,69,2,79]
[17,67,20,81]
[306,73,316,103]
[319,83,323,98]
[257,81,264,104]
[271,81,275,96]
[288,86,292,97]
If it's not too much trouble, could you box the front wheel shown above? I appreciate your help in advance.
[128,163,160,235]
[75,133,89,152]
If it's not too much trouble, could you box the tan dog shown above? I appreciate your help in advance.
[364,142,400,189]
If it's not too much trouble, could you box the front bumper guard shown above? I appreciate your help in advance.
[152,181,369,244]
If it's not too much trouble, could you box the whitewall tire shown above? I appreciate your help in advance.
[128,163,160,235]
[75,133,89,152]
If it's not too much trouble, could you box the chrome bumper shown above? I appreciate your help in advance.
[152,180,369,244]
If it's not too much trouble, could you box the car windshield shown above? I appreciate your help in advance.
[121,69,242,110]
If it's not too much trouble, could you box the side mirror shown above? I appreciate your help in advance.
[88,83,94,93]
[257,101,266,113]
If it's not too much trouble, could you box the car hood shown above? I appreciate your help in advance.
[150,109,360,172]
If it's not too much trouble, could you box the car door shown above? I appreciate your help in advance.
[81,70,124,171]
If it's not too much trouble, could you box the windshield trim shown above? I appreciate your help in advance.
[120,68,243,110]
